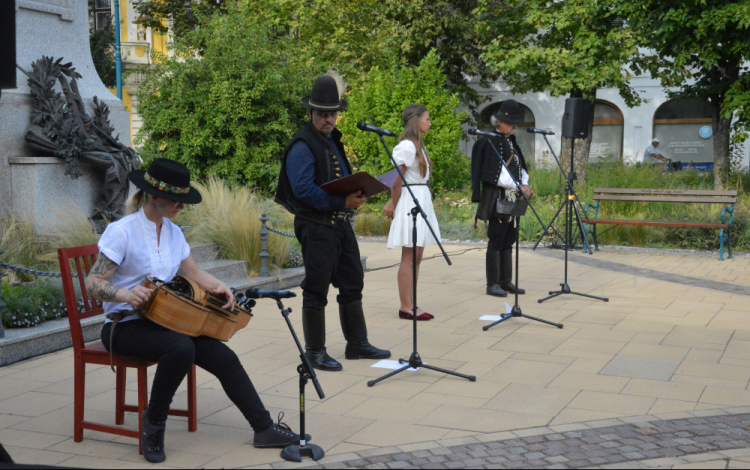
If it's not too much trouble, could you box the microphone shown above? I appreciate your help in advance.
[467,128,496,138]
[527,127,555,135]
[244,288,297,300]
[356,122,397,138]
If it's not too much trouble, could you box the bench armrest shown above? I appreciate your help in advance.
[721,204,735,226]
[583,201,600,220]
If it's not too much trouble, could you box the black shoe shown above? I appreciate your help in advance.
[345,340,391,360]
[301,307,341,371]
[141,410,166,464]
[500,250,525,294]
[339,301,391,360]
[254,412,311,448]
[306,347,343,371]
[500,282,525,295]
[486,284,508,297]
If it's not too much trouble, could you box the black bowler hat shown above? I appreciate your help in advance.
[128,158,202,204]
[494,99,524,125]
[301,75,349,112]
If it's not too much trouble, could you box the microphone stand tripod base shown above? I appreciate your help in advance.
[281,444,324,463]
[483,304,563,331]
[538,283,609,304]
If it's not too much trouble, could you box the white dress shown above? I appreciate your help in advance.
[387,140,442,249]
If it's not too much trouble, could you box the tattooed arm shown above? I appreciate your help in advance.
[85,254,153,308]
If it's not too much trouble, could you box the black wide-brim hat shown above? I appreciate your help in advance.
[128,158,202,204]
[494,99,524,125]
[301,75,349,112]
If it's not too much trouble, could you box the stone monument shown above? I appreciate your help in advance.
[0,1,132,234]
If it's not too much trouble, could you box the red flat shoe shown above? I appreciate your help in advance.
[416,312,432,321]
[399,310,413,319]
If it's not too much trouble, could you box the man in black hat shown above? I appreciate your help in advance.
[471,99,533,297]
[275,75,391,371]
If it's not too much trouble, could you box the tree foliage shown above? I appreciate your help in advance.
[338,51,469,192]
[134,0,497,116]
[88,4,116,88]
[478,0,646,181]
[622,0,750,189]
[135,6,324,191]
[134,0,225,38]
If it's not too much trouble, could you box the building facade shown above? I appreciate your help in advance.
[106,0,171,146]
[464,75,750,170]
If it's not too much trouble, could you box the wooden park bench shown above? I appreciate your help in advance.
[582,188,737,261]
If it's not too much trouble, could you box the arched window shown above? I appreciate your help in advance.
[479,101,536,165]
[590,100,624,161]
[653,99,714,163]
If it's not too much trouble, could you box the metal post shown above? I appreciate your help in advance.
[259,213,270,278]
[114,0,123,100]
[0,251,5,339]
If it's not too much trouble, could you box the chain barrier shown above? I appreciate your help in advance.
[0,261,77,278]
[266,226,295,238]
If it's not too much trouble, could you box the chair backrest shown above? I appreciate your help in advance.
[58,244,103,353]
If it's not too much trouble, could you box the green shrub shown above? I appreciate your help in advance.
[339,51,469,193]
[136,5,323,192]
[1,280,72,329]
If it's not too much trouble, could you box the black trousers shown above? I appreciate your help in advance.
[487,216,518,253]
[101,319,273,432]
[294,217,364,310]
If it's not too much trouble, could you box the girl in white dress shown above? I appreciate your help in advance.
[382,105,442,321]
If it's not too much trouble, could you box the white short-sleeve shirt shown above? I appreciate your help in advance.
[644,145,662,163]
[97,208,191,322]
[392,140,430,184]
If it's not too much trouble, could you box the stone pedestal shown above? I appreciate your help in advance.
[0,1,131,233]
[9,157,102,233]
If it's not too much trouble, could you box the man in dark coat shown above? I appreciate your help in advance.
[275,75,391,371]
[471,100,533,297]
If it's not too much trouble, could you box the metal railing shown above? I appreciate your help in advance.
[258,213,355,277]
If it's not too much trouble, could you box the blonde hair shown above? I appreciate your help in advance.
[399,104,432,178]
[125,189,147,215]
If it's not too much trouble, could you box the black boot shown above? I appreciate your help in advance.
[500,250,525,294]
[141,410,166,464]
[339,301,391,360]
[486,250,507,297]
[302,308,342,372]
[254,412,311,448]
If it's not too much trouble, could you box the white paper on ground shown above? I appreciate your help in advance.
[479,302,512,321]
[370,359,421,371]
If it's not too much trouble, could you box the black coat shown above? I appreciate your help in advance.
[471,132,528,223]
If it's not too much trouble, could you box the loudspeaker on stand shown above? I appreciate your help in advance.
[562,98,591,139]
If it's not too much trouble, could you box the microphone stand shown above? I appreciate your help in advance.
[532,134,592,254]
[536,137,609,304]
[269,295,325,463]
[481,135,563,332]
[367,134,476,387]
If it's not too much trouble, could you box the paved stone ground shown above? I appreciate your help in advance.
[301,412,750,469]
[3,242,750,468]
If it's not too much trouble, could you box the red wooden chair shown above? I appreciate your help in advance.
[58,244,197,454]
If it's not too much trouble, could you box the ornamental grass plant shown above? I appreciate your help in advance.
[178,178,294,276]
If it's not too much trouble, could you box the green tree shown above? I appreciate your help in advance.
[134,0,501,116]
[478,0,646,181]
[133,0,225,38]
[135,6,323,191]
[625,0,750,189]
[338,51,469,192]
[88,1,116,88]
[382,0,499,114]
